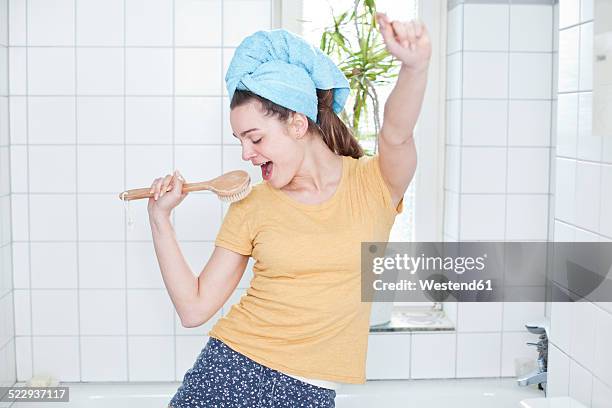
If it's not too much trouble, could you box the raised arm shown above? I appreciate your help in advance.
[375,13,432,208]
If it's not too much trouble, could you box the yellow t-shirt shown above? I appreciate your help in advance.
[208,154,404,384]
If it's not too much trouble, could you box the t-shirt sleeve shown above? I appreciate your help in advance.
[215,201,253,256]
[359,154,404,216]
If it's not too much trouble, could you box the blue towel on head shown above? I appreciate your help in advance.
[225,29,350,123]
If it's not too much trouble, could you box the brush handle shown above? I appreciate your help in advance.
[119,181,213,201]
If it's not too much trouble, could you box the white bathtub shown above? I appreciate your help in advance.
[11,378,543,408]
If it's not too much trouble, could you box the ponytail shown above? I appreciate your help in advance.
[230,89,364,159]
[313,89,364,159]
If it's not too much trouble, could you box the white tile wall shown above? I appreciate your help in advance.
[440,0,594,387]
[174,0,222,47]
[8,0,26,46]
[460,147,506,193]
[80,336,128,381]
[77,48,124,95]
[126,49,173,95]
[444,145,460,192]
[463,52,508,99]
[592,376,612,408]
[27,0,75,46]
[1,0,16,388]
[77,97,124,144]
[127,336,174,381]
[579,22,593,91]
[548,343,570,397]
[501,331,540,377]
[573,161,601,232]
[508,101,551,146]
[6,0,273,383]
[509,53,553,100]
[27,97,75,143]
[457,302,503,332]
[125,0,173,46]
[446,52,462,100]
[447,4,463,54]
[506,195,549,240]
[222,0,272,47]
[555,158,577,224]
[600,165,612,238]
[28,48,76,94]
[558,26,580,93]
[507,148,550,194]
[410,332,456,379]
[459,194,506,240]
[593,303,612,393]
[32,336,79,381]
[79,290,127,335]
[76,0,124,46]
[548,0,612,403]
[577,92,600,161]
[175,335,208,379]
[462,100,507,146]
[463,4,508,51]
[581,0,593,23]
[445,1,553,244]
[175,49,222,96]
[456,332,501,377]
[366,333,411,379]
[559,0,580,29]
[510,5,553,52]
[569,359,594,406]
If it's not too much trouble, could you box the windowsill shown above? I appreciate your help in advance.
[369,308,455,333]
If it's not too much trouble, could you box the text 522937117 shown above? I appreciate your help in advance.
[0,387,69,402]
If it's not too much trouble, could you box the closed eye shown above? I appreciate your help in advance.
[252,138,262,144]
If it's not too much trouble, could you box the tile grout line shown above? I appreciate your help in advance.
[25,0,35,381]
[572,10,582,245]
[219,0,225,318]
[74,0,82,382]
[454,2,464,377]
[172,0,177,383]
[10,93,239,97]
[546,2,556,250]
[499,0,513,378]
[123,0,129,382]
[8,44,245,49]
[6,0,18,392]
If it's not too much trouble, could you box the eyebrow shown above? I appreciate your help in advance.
[232,128,260,138]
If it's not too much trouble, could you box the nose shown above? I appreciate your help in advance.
[241,143,257,162]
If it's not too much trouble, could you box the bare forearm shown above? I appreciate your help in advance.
[149,214,199,324]
[382,63,429,143]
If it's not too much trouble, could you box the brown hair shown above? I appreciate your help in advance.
[230,89,364,159]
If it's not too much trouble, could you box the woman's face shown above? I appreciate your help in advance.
[230,100,306,188]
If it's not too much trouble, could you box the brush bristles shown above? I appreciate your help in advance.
[218,183,252,203]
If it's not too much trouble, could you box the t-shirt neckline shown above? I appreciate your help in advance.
[266,155,349,211]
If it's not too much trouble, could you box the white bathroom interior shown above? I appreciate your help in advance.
[0,0,611,407]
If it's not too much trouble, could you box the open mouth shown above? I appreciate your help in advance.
[260,161,273,180]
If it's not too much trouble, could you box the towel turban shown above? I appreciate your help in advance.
[225,29,350,123]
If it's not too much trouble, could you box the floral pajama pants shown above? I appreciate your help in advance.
[169,337,336,408]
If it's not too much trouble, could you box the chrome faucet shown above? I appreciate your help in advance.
[517,321,549,395]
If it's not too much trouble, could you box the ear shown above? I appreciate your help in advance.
[289,112,309,139]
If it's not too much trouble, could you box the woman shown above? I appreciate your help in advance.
[149,12,431,408]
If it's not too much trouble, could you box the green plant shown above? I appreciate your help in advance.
[319,0,400,154]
